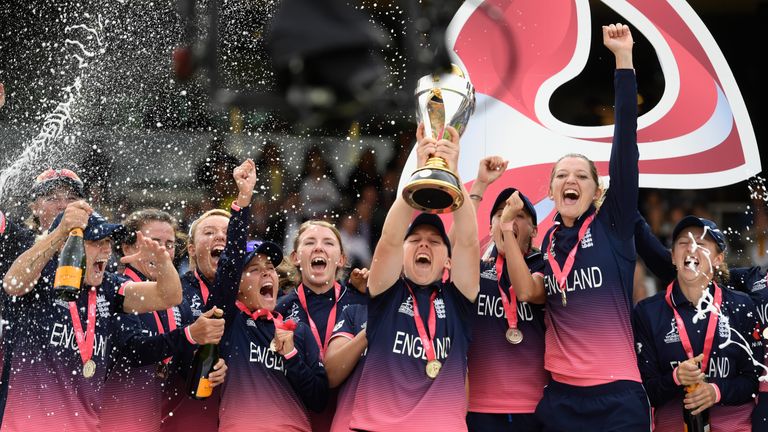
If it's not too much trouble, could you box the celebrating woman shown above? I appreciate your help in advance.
[275,219,367,431]
[633,216,762,431]
[348,123,480,430]
[211,158,328,431]
[502,24,650,429]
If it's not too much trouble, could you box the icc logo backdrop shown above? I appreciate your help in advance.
[399,0,760,244]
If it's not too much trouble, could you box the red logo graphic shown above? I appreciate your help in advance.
[407,0,759,243]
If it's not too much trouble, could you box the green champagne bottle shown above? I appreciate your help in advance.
[53,228,86,301]
[187,308,224,399]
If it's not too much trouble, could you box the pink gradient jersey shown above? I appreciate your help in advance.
[1,272,126,431]
[328,304,367,432]
[350,279,474,431]
[468,250,548,413]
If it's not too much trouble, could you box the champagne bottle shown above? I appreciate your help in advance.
[187,308,224,400]
[683,382,711,432]
[53,228,86,301]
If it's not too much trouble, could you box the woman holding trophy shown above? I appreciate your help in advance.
[347,59,480,429]
[500,24,651,430]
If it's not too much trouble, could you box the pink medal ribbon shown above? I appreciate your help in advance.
[547,214,596,306]
[664,282,722,373]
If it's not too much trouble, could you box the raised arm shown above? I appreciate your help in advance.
[209,159,257,322]
[500,192,546,304]
[467,156,508,212]
[601,23,638,240]
[442,128,481,301]
[120,231,182,313]
[3,201,91,296]
[448,156,507,246]
[634,213,675,284]
[367,125,437,297]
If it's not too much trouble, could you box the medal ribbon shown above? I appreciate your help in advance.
[68,288,97,367]
[495,255,519,331]
[124,267,178,364]
[235,301,297,331]
[296,282,341,360]
[194,269,210,305]
[665,282,722,373]
[548,214,596,302]
[404,280,439,364]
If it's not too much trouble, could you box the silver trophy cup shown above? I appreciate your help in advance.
[403,65,476,213]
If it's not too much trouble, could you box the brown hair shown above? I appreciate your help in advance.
[292,220,347,281]
[715,263,730,286]
[187,209,231,271]
[121,209,178,246]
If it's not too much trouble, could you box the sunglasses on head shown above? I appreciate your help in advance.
[35,168,83,185]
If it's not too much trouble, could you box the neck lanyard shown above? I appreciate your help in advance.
[548,213,596,306]
[235,300,296,331]
[404,280,441,379]
[68,288,98,377]
[194,269,210,305]
[124,267,178,364]
[495,255,524,344]
[664,282,722,373]
[297,281,341,360]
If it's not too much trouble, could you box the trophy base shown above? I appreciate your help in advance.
[402,167,464,214]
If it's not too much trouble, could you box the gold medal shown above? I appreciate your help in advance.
[269,340,277,352]
[425,359,442,379]
[561,290,567,307]
[83,359,96,379]
[505,327,523,344]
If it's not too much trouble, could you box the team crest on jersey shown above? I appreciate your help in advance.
[333,320,344,332]
[54,298,70,309]
[96,294,111,318]
[434,298,446,319]
[664,319,680,344]
[286,303,302,323]
[190,294,203,317]
[752,278,767,293]
[581,228,593,249]
[246,318,257,328]
[398,296,415,317]
[718,315,730,338]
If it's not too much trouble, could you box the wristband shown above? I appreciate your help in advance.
[469,194,483,201]
[710,383,721,403]
[230,202,242,212]
[283,348,298,359]
[184,326,198,345]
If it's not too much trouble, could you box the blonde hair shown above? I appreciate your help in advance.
[292,220,347,281]
[187,209,231,271]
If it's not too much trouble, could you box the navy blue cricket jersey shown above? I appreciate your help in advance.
[209,203,328,431]
[159,207,250,432]
[633,282,762,431]
[468,248,548,414]
[101,265,197,432]
[0,212,36,423]
[328,303,367,432]
[350,278,474,431]
[538,69,640,386]
[2,269,128,431]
